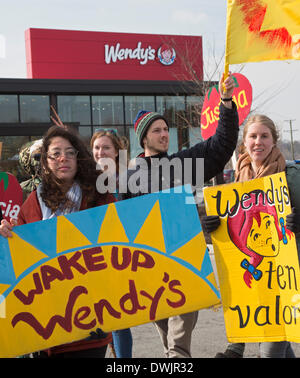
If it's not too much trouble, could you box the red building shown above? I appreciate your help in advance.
[0,28,204,176]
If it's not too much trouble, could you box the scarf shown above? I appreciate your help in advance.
[235,146,286,183]
[37,182,82,220]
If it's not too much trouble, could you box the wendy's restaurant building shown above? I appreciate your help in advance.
[0,28,205,178]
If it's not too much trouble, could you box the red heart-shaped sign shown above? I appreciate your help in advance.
[201,73,252,140]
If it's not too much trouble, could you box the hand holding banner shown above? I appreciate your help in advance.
[0,186,220,357]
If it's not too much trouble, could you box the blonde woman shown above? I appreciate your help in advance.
[202,115,299,358]
[91,129,133,358]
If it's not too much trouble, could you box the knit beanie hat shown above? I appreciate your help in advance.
[134,110,168,148]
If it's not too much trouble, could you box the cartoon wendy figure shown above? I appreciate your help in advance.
[227,191,293,288]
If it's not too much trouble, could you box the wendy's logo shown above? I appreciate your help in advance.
[157,44,176,66]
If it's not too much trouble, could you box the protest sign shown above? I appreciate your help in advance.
[201,73,252,140]
[0,186,220,357]
[0,172,23,221]
[204,172,300,343]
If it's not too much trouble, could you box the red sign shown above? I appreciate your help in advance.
[201,73,252,140]
[25,28,203,81]
[0,172,23,222]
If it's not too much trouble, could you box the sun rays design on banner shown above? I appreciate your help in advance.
[0,187,220,301]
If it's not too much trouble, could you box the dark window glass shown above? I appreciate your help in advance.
[20,95,50,123]
[186,96,203,147]
[124,96,155,125]
[156,95,185,127]
[186,96,203,125]
[57,96,91,125]
[78,126,92,145]
[0,95,18,122]
[92,96,123,125]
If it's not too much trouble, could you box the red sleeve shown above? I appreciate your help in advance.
[80,193,116,210]
[19,192,114,224]
[18,191,42,225]
[99,193,116,205]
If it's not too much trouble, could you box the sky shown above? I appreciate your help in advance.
[0,0,299,142]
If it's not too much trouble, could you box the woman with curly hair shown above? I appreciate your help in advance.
[0,125,115,358]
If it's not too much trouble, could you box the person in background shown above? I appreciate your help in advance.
[0,126,115,358]
[18,139,42,200]
[202,114,299,358]
[120,73,239,358]
[91,129,133,358]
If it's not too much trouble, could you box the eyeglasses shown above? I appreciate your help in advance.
[105,129,117,136]
[94,128,117,136]
[47,149,78,161]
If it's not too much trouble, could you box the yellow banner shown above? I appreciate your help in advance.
[0,186,220,357]
[204,172,300,343]
[226,0,300,65]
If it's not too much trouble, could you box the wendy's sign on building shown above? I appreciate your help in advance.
[104,42,177,66]
[104,41,156,65]
[201,73,253,140]
[25,28,203,81]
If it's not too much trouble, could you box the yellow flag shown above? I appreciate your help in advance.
[225,0,300,66]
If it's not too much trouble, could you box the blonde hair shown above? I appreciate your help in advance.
[239,114,279,154]
[90,130,128,174]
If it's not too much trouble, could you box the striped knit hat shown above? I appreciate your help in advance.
[134,110,168,148]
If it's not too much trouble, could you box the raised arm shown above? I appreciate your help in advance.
[219,72,235,109]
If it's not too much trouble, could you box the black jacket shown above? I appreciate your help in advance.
[120,102,239,200]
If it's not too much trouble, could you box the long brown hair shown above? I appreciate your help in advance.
[90,130,128,174]
[40,126,101,212]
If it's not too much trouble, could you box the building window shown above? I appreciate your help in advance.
[57,96,91,125]
[92,96,124,125]
[78,126,92,144]
[0,95,19,123]
[20,95,50,123]
[188,127,203,147]
[156,96,185,127]
[168,128,179,154]
[186,96,203,126]
[186,96,203,147]
[124,96,155,125]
